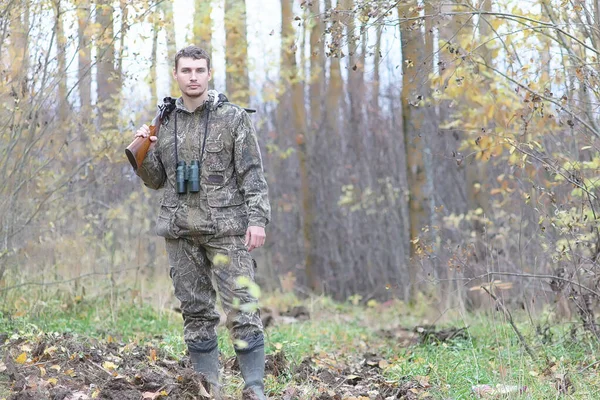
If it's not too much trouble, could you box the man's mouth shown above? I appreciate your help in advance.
[188,85,200,89]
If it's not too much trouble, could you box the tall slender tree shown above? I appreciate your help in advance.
[77,0,92,114]
[398,1,430,302]
[281,0,320,293]
[224,0,250,105]
[54,0,68,122]
[161,1,178,94]
[194,0,212,58]
[309,0,324,127]
[96,0,117,128]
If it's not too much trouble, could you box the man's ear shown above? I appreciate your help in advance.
[172,68,177,80]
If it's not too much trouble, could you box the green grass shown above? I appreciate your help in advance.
[2,292,600,398]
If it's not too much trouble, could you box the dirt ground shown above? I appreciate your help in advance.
[0,331,431,399]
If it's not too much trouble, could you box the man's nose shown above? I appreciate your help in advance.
[190,72,198,80]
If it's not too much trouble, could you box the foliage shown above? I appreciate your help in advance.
[2,292,600,398]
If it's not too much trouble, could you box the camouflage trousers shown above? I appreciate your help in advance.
[165,235,263,352]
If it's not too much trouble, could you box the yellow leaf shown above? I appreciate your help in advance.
[50,365,61,372]
[47,378,58,385]
[15,352,27,364]
[39,366,46,377]
[102,361,118,371]
[92,388,100,398]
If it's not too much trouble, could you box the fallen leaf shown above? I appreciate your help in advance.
[15,352,27,364]
[415,375,431,388]
[102,361,118,371]
[47,377,58,385]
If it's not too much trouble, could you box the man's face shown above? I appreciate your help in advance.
[173,57,211,99]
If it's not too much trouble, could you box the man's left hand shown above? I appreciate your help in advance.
[245,226,266,252]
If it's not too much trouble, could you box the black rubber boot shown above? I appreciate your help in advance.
[189,345,222,400]
[236,343,267,400]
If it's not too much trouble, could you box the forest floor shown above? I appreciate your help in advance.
[1,291,600,399]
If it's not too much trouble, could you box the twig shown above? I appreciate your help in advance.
[579,360,600,374]
[481,286,537,362]
[0,267,142,293]
[467,272,600,299]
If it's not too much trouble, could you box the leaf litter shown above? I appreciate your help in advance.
[1,330,435,399]
[1,332,213,400]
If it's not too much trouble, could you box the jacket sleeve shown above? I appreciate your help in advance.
[135,145,166,190]
[233,110,271,227]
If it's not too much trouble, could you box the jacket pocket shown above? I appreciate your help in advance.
[155,201,179,239]
[207,187,245,208]
[213,204,249,238]
[204,140,229,172]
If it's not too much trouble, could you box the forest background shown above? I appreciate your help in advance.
[3,0,600,332]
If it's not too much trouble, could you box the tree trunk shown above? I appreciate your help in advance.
[399,1,429,302]
[96,0,117,128]
[325,0,343,133]
[54,0,68,122]
[77,0,92,114]
[150,12,159,106]
[162,1,178,94]
[224,0,250,105]
[309,0,324,128]
[372,24,383,110]
[194,0,213,60]
[116,0,128,86]
[280,0,320,293]
[9,0,29,97]
[467,0,492,261]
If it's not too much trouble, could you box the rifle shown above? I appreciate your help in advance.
[125,97,176,170]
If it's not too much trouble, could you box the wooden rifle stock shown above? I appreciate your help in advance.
[125,114,160,170]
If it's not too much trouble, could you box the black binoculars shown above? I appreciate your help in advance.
[176,160,200,194]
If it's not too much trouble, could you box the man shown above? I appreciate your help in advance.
[134,46,270,400]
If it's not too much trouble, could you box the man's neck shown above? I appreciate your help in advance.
[182,92,208,111]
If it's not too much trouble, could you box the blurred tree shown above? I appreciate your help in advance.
[225,0,250,105]
[96,0,117,128]
[193,0,213,62]
[77,0,92,115]
[398,1,430,301]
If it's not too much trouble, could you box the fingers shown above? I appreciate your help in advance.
[245,229,251,248]
[134,124,151,138]
[246,227,266,252]
[248,232,257,252]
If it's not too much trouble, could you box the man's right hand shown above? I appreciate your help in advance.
[135,124,157,142]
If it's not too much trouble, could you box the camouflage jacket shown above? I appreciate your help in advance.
[136,92,271,238]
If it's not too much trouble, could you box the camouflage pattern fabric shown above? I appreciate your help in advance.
[134,91,269,347]
[136,92,271,236]
[165,235,263,346]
